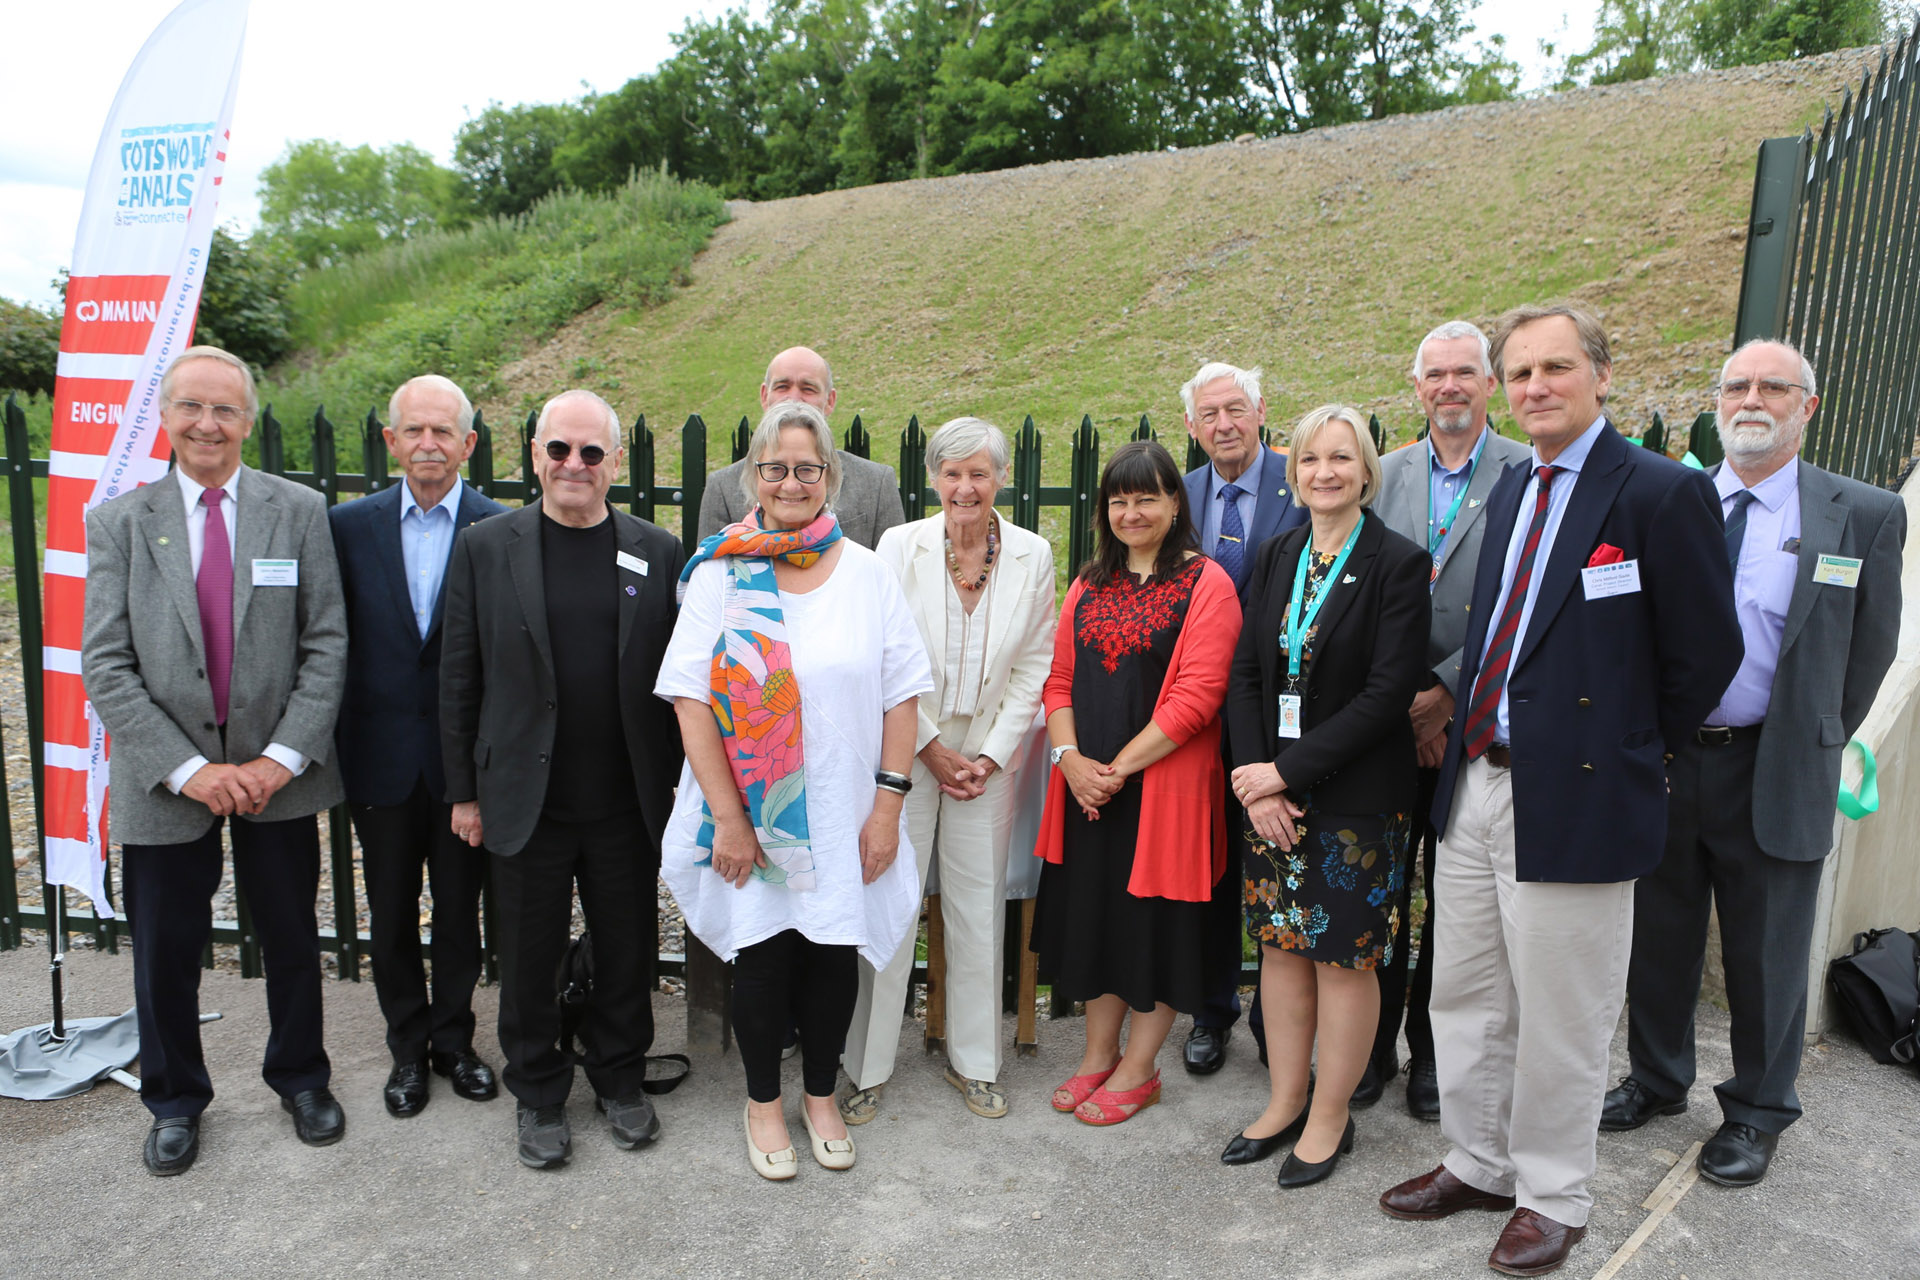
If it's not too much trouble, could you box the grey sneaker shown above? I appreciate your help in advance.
[944,1067,1009,1118]
[838,1083,884,1125]
[598,1093,662,1149]
[516,1103,571,1169]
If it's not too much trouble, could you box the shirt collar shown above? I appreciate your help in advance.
[399,474,464,522]
[176,466,239,514]
[1426,424,1488,477]
[1715,455,1799,513]
[1530,415,1606,476]
[1215,446,1265,498]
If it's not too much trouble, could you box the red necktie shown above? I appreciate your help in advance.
[196,487,234,725]
[1461,466,1560,760]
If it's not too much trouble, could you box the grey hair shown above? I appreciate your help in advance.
[1285,404,1384,509]
[924,416,1010,482]
[740,399,843,510]
[160,345,258,421]
[1411,321,1493,380]
[388,374,475,435]
[534,389,621,450]
[1180,362,1264,419]
[1721,339,1818,399]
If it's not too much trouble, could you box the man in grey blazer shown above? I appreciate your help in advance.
[696,345,905,547]
[1372,322,1531,1118]
[1602,339,1904,1187]
[82,346,348,1175]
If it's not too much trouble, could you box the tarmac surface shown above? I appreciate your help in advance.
[2,945,1917,1280]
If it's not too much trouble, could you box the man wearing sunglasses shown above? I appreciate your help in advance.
[1602,339,1904,1189]
[696,346,905,547]
[439,388,687,1169]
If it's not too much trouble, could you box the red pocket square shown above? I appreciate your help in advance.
[1587,543,1626,567]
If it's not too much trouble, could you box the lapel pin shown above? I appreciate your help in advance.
[157,536,170,545]
[1468,498,1481,508]
[625,585,637,596]
[1342,573,1357,583]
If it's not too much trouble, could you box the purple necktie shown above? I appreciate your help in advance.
[196,487,234,725]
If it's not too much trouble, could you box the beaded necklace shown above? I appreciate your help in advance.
[945,515,999,591]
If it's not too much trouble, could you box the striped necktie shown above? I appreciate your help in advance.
[1461,466,1560,760]
[1215,482,1247,589]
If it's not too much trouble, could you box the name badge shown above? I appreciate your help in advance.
[251,559,298,587]
[1277,693,1302,739]
[1813,554,1861,588]
[616,550,648,577]
[1581,559,1641,600]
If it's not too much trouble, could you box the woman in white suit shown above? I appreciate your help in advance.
[841,417,1057,1121]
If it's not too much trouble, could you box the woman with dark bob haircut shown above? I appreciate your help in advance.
[1029,440,1244,1125]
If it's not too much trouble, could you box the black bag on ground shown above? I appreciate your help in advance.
[1826,928,1920,1065]
[555,932,691,1093]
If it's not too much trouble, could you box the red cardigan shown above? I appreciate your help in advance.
[1034,559,1243,902]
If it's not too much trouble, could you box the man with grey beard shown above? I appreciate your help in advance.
[1601,339,1904,1188]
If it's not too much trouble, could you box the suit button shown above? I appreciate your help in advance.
[1578,697,1592,708]
[203,722,215,731]
[1581,763,1595,772]
[539,752,549,764]
[196,669,205,679]
[546,700,555,710]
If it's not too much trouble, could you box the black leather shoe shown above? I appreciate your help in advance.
[517,1103,571,1169]
[1275,1117,1355,1188]
[1221,1108,1307,1165]
[143,1115,200,1175]
[384,1060,430,1118]
[1183,1025,1230,1075]
[281,1087,346,1146]
[1698,1121,1778,1187]
[1598,1077,1687,1132]
[599,1093,662,1149]
[1351,1047,1396,1108]
[430,1048,499,1102]
[1406,1058,1440,1121]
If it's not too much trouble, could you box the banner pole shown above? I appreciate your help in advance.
[47,888,67,1044]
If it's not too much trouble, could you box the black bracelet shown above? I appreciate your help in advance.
[875,770,913,795]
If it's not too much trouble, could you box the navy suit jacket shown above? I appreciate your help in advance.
[330,480,506,807]
[1184,448,1309,603]
[1431,423,1742,882]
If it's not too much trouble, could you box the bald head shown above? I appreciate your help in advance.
[761,347,836,415]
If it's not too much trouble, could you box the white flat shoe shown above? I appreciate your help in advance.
[744,1103,797,1181]
[800,1101,856,1170]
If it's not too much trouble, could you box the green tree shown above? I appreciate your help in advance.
[259,139,461,268]
[1558,0,1695,84]
[454,101,585,217]
[193,227,297,370]
[1690,0,1891,67]
[0,296,60,396]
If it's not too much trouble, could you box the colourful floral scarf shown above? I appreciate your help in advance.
[678,507,843,890]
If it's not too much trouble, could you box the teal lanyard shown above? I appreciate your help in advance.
[1426,432,1487,586]
[1284,519,1363,685]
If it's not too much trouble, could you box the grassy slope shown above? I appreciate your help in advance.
[491,55,1862,472]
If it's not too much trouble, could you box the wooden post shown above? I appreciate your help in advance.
[923,896,946,1052]
[686,936,732,1055]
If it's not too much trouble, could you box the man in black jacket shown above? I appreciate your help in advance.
[440,388,685,1169]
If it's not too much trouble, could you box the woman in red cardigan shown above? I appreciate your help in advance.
[1031,440,1243,1126]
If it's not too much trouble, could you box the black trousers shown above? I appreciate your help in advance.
[350,780,486,1062]
[123,814,329,1119]
[1373,765,1441,1068]
[1626,735,1825,1134]
[732,930,857,1103]
[1194,793,1248,1032]
[491,810,657,1107]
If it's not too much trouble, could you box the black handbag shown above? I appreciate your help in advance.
[555,932,692,1094]
[1826,928,1920,1066]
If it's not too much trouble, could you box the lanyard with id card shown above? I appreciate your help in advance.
[1278,520,1362,738]
[1426,432,1486,589]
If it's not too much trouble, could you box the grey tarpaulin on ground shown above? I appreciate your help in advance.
[0,1010,139,1100]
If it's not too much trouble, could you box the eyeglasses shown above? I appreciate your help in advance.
[167,399,247,425]
[1717,378,1807,401]
[754,461,826,484]
[542,439,608,467]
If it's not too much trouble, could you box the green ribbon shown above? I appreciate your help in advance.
[1837,736,1879,819]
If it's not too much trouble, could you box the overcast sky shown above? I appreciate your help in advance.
[0,0,1593,308]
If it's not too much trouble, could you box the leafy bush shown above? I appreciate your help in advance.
[195,228,298,370]
[0,298,60,397]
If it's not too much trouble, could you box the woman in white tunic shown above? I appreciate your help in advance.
[658,400,931,1180]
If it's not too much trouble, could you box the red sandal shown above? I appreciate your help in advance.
[1075,1070,1162,1126]
[1051,1066,1118,1113]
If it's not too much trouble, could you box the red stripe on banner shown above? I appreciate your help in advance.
[42,577,88,650]
[58,275,170,355]
[42,669,88,734]
[43,768,91,842]
[45,477,103,554]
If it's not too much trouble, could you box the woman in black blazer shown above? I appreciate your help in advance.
[1220,404,1430,1188]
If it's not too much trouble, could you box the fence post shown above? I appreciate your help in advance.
[1184,434,1206,474]
[469,410,495,498]
[730,417,750,464]
[1067,415,1099,613]
[900,416,926,521]
[521,412,539,506]
[259,405,286,474]
[681,415,707,550]
[1368,413,1385,454]
[628,413,655,522]
[845,414,871,461]
[1012,415,1041,533]
[1644,412,1667,456]
[5,396,55,955]
[1734,135,1811,349]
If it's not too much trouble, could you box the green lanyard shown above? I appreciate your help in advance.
[1426,432,1487,586]
[1284,518,1363,685]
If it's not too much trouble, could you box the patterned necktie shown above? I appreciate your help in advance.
[196,487,234,725]
[1461,466,1561,760]
[1215,481,1247,589]
[1724,489,1756,572]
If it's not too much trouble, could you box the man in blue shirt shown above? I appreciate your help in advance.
[331,375,506,1118]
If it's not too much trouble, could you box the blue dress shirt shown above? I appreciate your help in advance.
[1705,461,1800,727]
[400,475,464,639]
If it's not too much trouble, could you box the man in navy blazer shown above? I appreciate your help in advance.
[1380,304,1742,1277]
[331,375,506,1118]
[1178,361,1308,1076]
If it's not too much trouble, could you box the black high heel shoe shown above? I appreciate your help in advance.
[1275,1117,1355,1188]
[1220,1109,1308,1165]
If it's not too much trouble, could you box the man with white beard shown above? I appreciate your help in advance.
[1600,339,1904,1188]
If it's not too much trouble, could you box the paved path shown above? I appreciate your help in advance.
[2,947,1915,1278]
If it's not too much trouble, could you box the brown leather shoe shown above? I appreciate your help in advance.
[1380,1165,1517,1220]
[1488,1207,1587,1276]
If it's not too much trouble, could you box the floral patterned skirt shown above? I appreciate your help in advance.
[1242,806,1410,970]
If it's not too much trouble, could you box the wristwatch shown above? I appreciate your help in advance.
[1049,744,1077,766]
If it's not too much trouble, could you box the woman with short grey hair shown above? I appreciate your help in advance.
[737,400,844,512]
[843,417,1056,1122]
